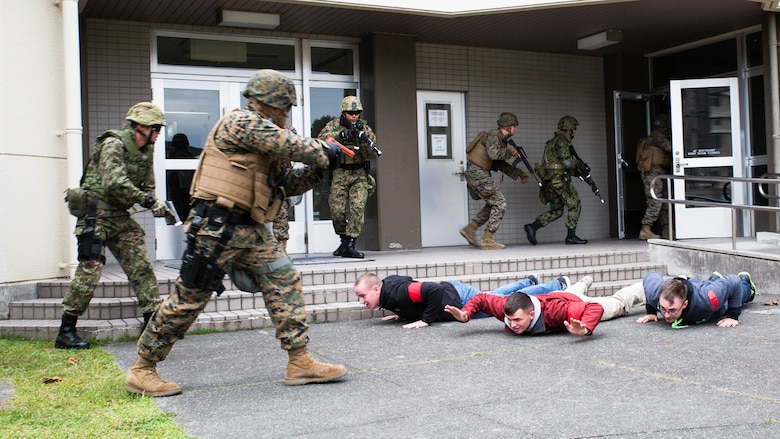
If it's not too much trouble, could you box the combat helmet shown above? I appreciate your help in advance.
[126,102,166,126]
[243,69,297,109]
[497,112,519,127]
[341,96,363,113]
[557,115,579,131]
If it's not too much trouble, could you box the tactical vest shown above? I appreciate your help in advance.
[82,128,153,209]
[190,119,278,224]
[466,132,493,171]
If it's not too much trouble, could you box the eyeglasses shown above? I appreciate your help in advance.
[151,125,163,133]
[345,111,361,116]
[657,304,680,316]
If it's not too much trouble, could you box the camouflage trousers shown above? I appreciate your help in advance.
[272,199,291,242]
[465,164,506,233]
[137,221,308,363]
[536,179,581,229]
[329,168,370,238]
[63,211,160,316]
[641,167,669,227]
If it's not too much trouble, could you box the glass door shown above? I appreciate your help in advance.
[153,77,310,259]
[669,78,744,239]
[302,84,358,254]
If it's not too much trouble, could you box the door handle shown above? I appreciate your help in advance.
[452,161,466,181]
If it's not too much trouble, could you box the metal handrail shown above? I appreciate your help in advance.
[649,173,780,250]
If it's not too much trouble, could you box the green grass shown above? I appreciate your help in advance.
[0,336,192,439]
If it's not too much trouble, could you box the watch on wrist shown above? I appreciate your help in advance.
[142,195,155,208]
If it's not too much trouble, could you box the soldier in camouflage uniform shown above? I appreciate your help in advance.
[524,116,588,245]
[125,70,348,397]
[318,96,378,258]
[637,116,671,240]
[460,112,529,250]
[56,102,171,350]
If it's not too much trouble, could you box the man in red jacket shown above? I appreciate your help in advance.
[445,276,644,336]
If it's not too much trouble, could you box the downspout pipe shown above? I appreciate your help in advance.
[57,0,84,276]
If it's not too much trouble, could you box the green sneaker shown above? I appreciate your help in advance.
[738,271,756,302]
[711,271,724,279]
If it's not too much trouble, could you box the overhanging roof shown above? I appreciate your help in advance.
[80,0,769,56]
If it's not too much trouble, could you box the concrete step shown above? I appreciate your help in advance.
[36,249,651,299]
[0,248,659,340]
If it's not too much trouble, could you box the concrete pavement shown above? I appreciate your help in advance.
[107,291,780,439]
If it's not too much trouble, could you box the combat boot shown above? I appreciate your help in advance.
[565,228,588,245]
[524,220,541,245]
[332,235,347,257]
[284,346,347,386]
[124,356,182,397]
[479,231,505,250]
[54,314,90,349]
[459,221,480,247]
[342,237,365,259]
[639,225,660,240]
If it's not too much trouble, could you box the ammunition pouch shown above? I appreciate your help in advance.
[180,248,226,295]
[76,198,105,263]
[179,211,227,295]
[227,256,293,293]
[65,187,89,217]
[467,185,481,200]
[76,233,105,263]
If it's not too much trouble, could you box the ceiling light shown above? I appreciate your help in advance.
[577,29,623,51]
[216,9,280,30]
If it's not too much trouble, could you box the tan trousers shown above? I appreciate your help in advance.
[566,280,645,321]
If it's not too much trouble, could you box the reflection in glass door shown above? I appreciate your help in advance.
[152,79,242,260]
[304,85,357,253]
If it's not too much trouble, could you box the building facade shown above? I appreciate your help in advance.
[1,0,778,294]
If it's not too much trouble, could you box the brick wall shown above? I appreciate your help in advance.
[417,43,607,245]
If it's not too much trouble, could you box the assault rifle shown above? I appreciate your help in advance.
[357,131,383,157]
[341,122,383,157]
[568,144,605,204]
[507,139,541,187]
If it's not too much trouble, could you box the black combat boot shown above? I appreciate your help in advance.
[342,237,365,259]
[524,220,542,245]
[332,235,347,257]
[565,228,588,245]
[54,314,90,349]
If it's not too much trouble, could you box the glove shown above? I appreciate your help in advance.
[150,199,169,217]
[323,141,344,170]
[509,147,519,157]
[339,129,351,140]
[519,170,529,184]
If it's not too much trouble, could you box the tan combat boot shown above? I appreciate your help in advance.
[479,231,505,250]
[459,221,479,248]
[638,225,660,240]
[284,346,347,386]
[124,356,182,397]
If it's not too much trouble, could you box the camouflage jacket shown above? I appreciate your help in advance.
[318,117,377,165]
[81,124,154,210]
[482,128,520,179]
[538,130,576,179]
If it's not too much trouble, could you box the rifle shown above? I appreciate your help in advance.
[340,122,383,157]
[357,131,383,157]
[507,139,541,187]
[568,144,605,204]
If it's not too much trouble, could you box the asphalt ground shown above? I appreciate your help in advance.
[107,292,780,439]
